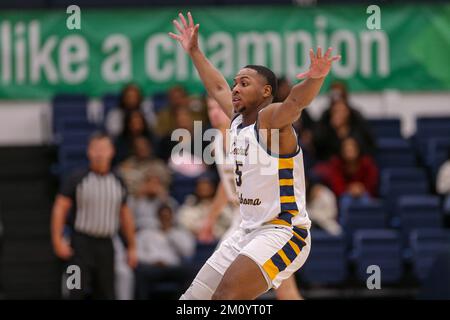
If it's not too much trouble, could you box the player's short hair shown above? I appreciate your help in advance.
[244,65,277,98]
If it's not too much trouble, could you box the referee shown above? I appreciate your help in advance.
[51,132,137,300]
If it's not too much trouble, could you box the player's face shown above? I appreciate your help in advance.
[232,68,267,113]
[207,97,229,128]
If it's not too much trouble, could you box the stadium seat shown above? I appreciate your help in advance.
[190,241,219,270]
[379,168,429,218]
[353,229,403,284]
[58,145,89,177]
[376,138,416,168]
[300,231,347,285]
[397,196,442,244]
[367,118,402,140]
[414,117,450,161]
[151,92,169,113]
[340,201,386,245]
[102,93,120,120]
[170,173,199,204]
[425,138,450,182]
[52,94,90,144]
[410,229,450,282]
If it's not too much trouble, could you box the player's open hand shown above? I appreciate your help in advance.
[168,12,199,54]
[297,47,341,79]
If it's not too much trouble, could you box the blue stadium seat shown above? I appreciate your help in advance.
[397,196,442,244]
[52,94,89,143]
[410,229,450,282]
[300,231,347,285]
[60,131,92,148]
[58,145,89,177]
[380,168,429,218]
[170,173,199,204]
[416,117,450,135]
[353,229,403,284]
[414,117,450,160]
[190,241,219,270]
[425,138,450,182]
[102,93,120,120]
[152,92,169,113]
[376,138,416,168]
[340,201,386,244]
[367,118,402,140]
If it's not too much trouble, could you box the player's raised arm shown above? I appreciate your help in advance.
[169,12,233,118]
[265,47,341,129]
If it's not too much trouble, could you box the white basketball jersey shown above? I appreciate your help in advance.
[228,113,311,230]
[214,134,239,207]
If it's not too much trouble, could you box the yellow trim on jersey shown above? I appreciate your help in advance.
[263,259,279,280]
[280,196,296,203]
[278,249,292,266]
[288,240,301,255]
[278,158,294,169]
[268,219,292,227]
[279,179,294,186]
[293,230,306,243]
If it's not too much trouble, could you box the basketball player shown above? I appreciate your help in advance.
[198,96,303,299]
[169,12,340,300]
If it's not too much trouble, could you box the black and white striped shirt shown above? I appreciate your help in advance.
[60,169,128,238]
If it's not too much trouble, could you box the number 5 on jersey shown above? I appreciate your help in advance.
[235,161,243,187]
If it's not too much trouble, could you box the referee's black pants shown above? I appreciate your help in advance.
[70,232,115,300]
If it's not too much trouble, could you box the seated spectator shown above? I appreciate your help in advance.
[314,99,376,161]
[155,85,206,138]
[118,136,169,197]
[436,149,450,215]
[134,204,195,299]
[314,136,379,210]
[178,174,232,240]
[128,170,176,232]
[306,175,341,236]
[114,110,155,163]
[105,83,155,137]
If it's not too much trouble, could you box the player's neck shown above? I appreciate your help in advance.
[242,103,268,126]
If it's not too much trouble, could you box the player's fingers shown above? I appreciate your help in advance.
[317,46,322,59]
[179,12,188,29]
[191,24,200,38]
[188,11,194,28]
[330,55,341,62]
[324,47,333,59]
[173,20,183,33]
[168,32,182,41]
[309,48,315,63]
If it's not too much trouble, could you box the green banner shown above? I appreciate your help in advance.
[0,4,449,99]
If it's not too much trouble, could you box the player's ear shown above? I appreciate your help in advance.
[263,84,272,98]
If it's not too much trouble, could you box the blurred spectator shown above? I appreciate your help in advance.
[315,136,379,210]
[306,175,341,236]
[275,76,317,168]
[314,99,376,161]
[436,149,450,215]
[105,83,155,138]
[155,85,206,138]
[118,136,169,197]
[128,170,177,232]
[134,203,195,299]
[51,132,137,300]
[114,110,155,162]
[178,174,232,240]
